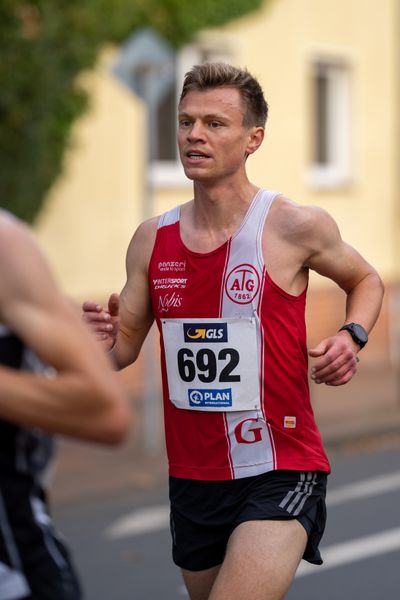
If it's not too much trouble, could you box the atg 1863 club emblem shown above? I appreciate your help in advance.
[225,264,260,304]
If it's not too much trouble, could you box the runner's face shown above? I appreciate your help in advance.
[177,87,259,183]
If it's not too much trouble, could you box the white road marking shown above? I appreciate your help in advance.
[296,527,400,577]
[178,585,189,597]
[327,471,400,507]
[104,505,169,540]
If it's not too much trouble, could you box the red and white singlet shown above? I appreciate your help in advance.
[148,189,330,480]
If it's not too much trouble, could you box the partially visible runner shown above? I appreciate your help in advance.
[0,209,130,600]
[82,63,384,599]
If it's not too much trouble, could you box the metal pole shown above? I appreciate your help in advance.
[141,68,162,454]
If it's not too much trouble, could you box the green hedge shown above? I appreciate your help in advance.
[0,0,264,222]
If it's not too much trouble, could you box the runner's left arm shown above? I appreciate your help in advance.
[304,206,384,386]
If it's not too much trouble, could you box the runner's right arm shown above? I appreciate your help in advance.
[82,218,158,370]
[0,213,130,444]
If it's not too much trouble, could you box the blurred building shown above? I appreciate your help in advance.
[35,0,400,442]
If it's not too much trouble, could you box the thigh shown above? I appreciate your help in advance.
[181,565,221,600]
[209,519,307,600]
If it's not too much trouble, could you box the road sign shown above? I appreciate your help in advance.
[112,27,175,108]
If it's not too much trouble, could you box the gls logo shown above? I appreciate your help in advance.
[183,323,228,343]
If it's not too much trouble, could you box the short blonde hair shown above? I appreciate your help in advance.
[179,62,268,128]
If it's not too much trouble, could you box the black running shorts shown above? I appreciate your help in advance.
[169,470,327,572]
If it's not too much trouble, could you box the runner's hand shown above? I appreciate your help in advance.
[308,332,359,386]
[82,293,120,352]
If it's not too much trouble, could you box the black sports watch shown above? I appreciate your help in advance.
[338,323,368,349]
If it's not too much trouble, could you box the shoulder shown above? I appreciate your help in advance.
[0,211,26,246]
[269,195,340,247]
[134,215,160,239]
[0,209,17,226]
[0,213,50,263]
[270,195,334,232]
[127,216,159,253]
[0,215,60,326]
[125,216,160,276]
[0,214,40,279]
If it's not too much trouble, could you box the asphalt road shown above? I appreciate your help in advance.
[54,438,400,599]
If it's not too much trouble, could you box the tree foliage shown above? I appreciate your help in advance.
[0,0,264,222]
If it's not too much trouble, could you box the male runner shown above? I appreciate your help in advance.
[82,63,384,599]
[0,210,129,600]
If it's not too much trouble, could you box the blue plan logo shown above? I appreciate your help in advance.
[188,388,232,408]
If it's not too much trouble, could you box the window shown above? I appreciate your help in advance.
[309,61,352,188]
[155,73,177,162]
[113,31,232,187]
[150,41,232,187]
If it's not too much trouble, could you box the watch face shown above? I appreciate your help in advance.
[340,323,368,348]
[352,324,368,344]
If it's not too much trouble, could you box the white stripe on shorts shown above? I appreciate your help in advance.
[279,472,317,516]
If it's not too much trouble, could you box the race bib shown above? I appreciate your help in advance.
[161,317,260,412]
